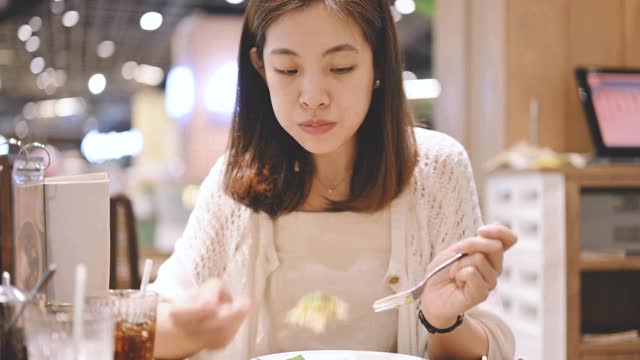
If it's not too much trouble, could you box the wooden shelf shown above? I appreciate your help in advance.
[579,256,640,272]
[580,339,640,353]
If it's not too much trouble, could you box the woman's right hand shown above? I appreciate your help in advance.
[159,278,251,356]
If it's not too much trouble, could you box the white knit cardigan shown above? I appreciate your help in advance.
[150,128,515,359]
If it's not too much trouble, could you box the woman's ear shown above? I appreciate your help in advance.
[250,48,267,82]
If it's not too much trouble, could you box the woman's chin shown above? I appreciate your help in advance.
[290,130,356,156]
[298,142,339,155]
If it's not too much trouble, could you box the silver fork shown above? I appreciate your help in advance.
[372,253,467,312]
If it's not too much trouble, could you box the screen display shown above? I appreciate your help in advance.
[586,72,640,147]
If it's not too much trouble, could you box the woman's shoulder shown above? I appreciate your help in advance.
[410,128,477,203]
[412,127,469,165]
[201,155,228,192]
[197,154,244,211]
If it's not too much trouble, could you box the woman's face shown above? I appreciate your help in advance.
[253,2,376,155]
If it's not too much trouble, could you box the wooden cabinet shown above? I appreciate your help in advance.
[485,165,640,360]
[566,166,640,360]
[485,171,567,360]
[434,0,640,191]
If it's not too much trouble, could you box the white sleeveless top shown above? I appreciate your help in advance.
[266,207,398,353]
[149,129,516,359]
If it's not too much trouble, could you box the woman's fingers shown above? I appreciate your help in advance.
[170,279,233,326]
[211,297,251,326]
[477,223,518,251]
[452,236,504,274]
[214,282,234,305]
[456,266,490,305]
[170,300,216,326]
[199,297,252,351]
[449,253,498,290]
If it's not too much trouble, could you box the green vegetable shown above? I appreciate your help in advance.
[286,356,305,360]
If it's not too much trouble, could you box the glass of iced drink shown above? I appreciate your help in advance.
[23,303,115,360]
[106,290,158,360]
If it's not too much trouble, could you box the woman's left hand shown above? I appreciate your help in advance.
[420,224,517,329]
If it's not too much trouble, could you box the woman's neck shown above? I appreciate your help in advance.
[297,137,356,211]
[311,138,356,187]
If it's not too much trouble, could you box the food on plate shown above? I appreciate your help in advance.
[285,356,305,360]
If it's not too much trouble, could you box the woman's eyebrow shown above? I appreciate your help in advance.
[269,43,359,57]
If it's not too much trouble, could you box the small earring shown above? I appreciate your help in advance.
[294,160,300,173]
[374,80,381,89]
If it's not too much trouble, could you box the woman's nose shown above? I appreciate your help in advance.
[299,77,330,110]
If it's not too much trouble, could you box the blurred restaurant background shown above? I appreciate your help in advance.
[0,0,435,276]
[0,0,639,359]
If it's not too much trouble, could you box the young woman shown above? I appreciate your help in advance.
[150,1,516,359]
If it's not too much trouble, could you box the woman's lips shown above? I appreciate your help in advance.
[299,121,337,135]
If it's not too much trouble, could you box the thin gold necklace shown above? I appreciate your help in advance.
[315,173,351,195]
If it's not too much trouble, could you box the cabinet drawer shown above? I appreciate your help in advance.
[516,185,542,208]
[487,174,544,210]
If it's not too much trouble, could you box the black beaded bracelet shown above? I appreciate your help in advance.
[418,309,464,334]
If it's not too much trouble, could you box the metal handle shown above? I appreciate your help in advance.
[15,142,51,170]
[4,263,57,331]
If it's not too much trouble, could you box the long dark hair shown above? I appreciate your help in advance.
[224,0,417,217]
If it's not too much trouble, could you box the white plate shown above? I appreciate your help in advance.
[254,350,424,360]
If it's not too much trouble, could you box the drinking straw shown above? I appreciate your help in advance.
[139,259,153,293]
[73,264,87,360]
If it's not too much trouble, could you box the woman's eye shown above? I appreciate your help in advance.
[275,69,298,75]
[332,66,355,74]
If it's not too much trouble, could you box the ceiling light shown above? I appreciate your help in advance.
[395,0,416,15]
[30,57,45,74]
[134,64,164,86]
[38,100,56,118]
[165,66,195,119]
[96,40,116,58]
[15,121,29,139]
[140,12,162,31]
[0,135,7,155]
[45,85,57,95]
[402,71,418,80]
[390,5,403,22]
[88,73,106,95]
[205,62,239,115]
[17,25,33,41]
[25,36,40,52]
[23,102,38,120]
[54,70,67,87]
[37,72,50,89]
[45,68,57,86]
[81,129,144,163]
[403,79,442,100]
[29,17,43,32]
[55,97,86,117]
[62,11,79,27]
[225,0,245,4]
[22,98,86,119]
[121,61,138,80]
